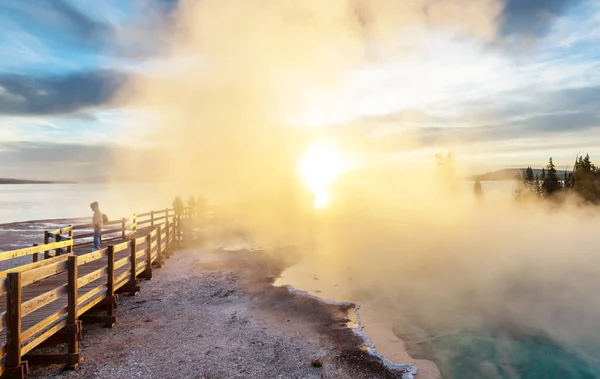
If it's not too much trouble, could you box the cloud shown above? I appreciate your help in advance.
[0,70,126,115]
[500,0,586,37]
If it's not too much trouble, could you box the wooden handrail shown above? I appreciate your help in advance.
[0,240,73,262]
[0,206,191,377]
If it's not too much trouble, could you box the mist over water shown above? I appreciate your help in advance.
[277,180,600,378]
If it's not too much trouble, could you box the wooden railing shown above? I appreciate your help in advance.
[0,206,187,378]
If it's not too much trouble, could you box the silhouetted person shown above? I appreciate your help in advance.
[90,201,103,251]
[473,180,484,198]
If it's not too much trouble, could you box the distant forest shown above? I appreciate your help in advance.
[515,154,600,204]
[437,152,600,204]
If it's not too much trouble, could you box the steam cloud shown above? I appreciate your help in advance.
[114,0,504,243]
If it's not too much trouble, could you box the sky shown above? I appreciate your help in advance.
[0,0,599,180]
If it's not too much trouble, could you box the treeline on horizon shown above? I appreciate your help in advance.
[515,154,600,204]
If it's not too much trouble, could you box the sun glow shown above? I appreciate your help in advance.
[300,141,348,208]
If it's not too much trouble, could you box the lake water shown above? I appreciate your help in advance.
[0,182,185,224]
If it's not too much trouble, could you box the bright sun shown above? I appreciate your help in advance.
[300,141,347,208]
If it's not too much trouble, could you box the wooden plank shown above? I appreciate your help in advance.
[0,255,70,278]
[47,225,74,236]
[135,265,146,276]
[114,256,130,270]
[113,276,129,291]
[77,249,108,266]
[0,240,73,262]
[0,277,6,296]
[113,241,129,253]
[21,319,67,356]
[77,292,106,316]
[77,284,107,317]
[150,229,158,238]
[135,250,145,259]
[21,307,68,341]
[114,271,129,286]
[136,260,146,272]
[0,311,5,333]
[77,283,107,307]
[6,273,22,369]
[21,284,68,317]
[134,236,146,245]
[77,267,108,288]
[21,261,69,287]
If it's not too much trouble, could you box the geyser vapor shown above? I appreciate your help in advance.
[111,0,600,376]
[113,0,502,244]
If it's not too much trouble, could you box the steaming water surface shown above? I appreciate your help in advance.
[275,181,600,379]
[277,261,600,379]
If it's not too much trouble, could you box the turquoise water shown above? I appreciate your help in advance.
[418,330,600,379]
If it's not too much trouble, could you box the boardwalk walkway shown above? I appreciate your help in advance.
[0,207,190,378]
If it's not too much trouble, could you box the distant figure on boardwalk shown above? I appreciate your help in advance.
[473,180,484,199]
[90,201,103,251]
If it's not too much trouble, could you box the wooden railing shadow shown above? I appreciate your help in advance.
[0,207,187,378]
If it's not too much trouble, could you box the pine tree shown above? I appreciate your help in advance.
[574,154,600,203]
[542,157,560,196]
[525,167,534,182]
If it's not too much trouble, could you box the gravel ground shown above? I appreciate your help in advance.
[26,248,411,379]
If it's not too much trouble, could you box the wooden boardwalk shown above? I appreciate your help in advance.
[0,208,187,378]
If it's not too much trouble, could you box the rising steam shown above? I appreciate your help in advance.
[110,1,600,376]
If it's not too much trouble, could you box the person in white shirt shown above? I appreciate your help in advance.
[90,201,103,251]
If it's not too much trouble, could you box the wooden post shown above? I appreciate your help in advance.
[106,246,116,327]
[121,218,126,238]
[32,243,40,263]
[44,231,50,259]
[165,220,170,251]
[66,256,80,369]
[133,214,137,233]
[130,239,137,283]
[150,210,154,228]
[68,227,74,254]
[156,226,164,267]
[6,272,27,378]
[56,233,62,256]
[116,239,140,296]
[165,208,169,223]
[140,234,153,280]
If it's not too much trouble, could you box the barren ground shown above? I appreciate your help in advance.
[26,247,413,379]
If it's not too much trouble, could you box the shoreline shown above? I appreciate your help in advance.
[283,285,419,377]
[24,247,415,379]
